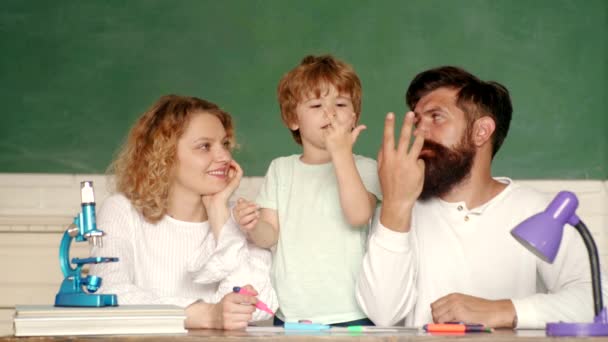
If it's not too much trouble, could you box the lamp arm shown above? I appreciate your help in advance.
[574,220,603,317]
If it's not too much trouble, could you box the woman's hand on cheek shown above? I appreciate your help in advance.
[203,160,243,209]
[224,160,243,197]
[203,160,243,238]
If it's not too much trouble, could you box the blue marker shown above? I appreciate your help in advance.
[284,322,330,331]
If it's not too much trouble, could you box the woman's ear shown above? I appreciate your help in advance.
[472,116,496,147]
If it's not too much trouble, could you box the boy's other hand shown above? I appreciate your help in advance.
[233,197,260,233]
[324,111,366,156]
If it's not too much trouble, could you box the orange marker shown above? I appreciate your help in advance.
[423,323,492,333]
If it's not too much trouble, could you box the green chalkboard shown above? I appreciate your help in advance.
[1,0,606,178]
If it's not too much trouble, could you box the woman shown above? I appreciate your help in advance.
[90,95,276,330]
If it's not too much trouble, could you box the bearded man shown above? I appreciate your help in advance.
[356,66,596,329]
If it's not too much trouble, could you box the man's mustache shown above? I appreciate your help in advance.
[420,140,449,158]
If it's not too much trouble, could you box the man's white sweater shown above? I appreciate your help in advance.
[356,178,596,328]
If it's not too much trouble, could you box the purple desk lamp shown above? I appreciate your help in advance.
[511,191,608,336]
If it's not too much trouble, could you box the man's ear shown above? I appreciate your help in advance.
[472,116,495,147]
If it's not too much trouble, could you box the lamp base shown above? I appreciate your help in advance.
[546,322,608,336]
[547,307,608,336]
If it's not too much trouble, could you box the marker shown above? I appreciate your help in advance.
[232,286,274,315]
[284,322,330,331]
[423,323,492,333]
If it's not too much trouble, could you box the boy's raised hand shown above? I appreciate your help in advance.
[324,111,366,157]
[233,198,260,233]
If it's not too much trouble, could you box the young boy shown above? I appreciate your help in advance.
[233,55,381,325]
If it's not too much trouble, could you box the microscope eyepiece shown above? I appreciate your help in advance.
[80,181,95,204]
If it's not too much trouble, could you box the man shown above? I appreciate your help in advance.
[356,66,594,329]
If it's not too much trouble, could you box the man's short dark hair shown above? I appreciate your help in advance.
[405,66,513,157]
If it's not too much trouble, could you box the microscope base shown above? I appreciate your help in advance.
[55,293,118,307]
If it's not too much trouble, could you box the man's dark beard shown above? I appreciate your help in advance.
[419,137,475,201]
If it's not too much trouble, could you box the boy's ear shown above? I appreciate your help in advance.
[288,114,300,130]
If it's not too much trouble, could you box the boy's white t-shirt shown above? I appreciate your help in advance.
[256,154,382,323]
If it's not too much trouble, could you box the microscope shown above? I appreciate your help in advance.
[54,181,118,307]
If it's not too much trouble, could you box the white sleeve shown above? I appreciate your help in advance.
[212,244,278,322]
[187,213,248,284]
[90,196,198,308]
[356,208,418,326]
[512,225,598,328]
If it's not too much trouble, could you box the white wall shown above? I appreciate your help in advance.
[0,173,606,335]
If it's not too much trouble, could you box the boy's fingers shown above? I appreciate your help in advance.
[325,111,340,131]
[239,205,256,215]
[236,202,256,213]
[351,125,366,142]
[327,111,337,124]
[244,220,258,230]
[242,213,258,225]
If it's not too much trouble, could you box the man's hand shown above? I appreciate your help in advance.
[431,293,516,328]
[233,198,259,233]
[378,112,425,232]
[324,111,366,157]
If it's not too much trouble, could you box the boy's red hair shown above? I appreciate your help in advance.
[277,55,362,145]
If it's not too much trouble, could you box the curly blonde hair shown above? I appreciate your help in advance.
[277,54,362,145]
[110,95,234,223]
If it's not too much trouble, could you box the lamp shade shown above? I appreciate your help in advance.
[511,191,580,263]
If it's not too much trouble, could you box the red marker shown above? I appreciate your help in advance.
[233,286,274,315]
